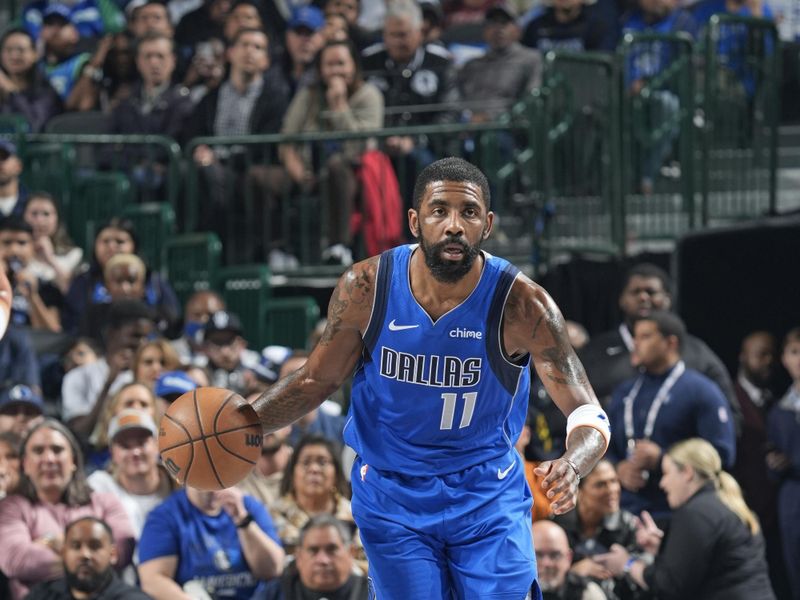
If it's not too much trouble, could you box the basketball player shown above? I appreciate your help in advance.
[252,158,610,599]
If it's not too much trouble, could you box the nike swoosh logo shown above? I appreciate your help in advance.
[497,460,516,480]
[388,320,419,331]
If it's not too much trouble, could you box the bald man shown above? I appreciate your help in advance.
[532,520,606,600]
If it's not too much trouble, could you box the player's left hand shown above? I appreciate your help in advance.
[535,457,580,514]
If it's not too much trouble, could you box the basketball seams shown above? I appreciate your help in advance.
[162,414,195,483]
[215,433,258,466]
[193,388,225,489]
[212,392,238,434]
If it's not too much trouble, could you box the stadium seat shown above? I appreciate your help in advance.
[162,232,222,308]
[122,202,175,272]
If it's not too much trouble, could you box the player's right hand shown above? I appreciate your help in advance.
[535,458,580,514]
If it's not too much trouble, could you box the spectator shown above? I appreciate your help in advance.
[578,263,738,418]
[88,410,177,538]
[0,431,21,499]
[237,423,293,508]
[515,409,552,521]
[243,345,293,396]
[0,419,135,600]
[457,3,542,122]
[0,384,44,437]
[80,253,178,343]
[532,520,607,600]
[188,28,291,254]
[91,382,160,458]
[223,0,265,42]
[767,327,800,600]
[22,0,125,40]
[255,514,369,600]
[607,311,736,521]
[273,39,385,266]
[0,29,62,133]
[62,337,100,374]
[0,216,63,333]
[692,0,774,23]
[63,218,179,337]
[99,32,138,111]
[444,0,508,28]
[419,0,445,44]
[279,6,326,98]
[552,459,640,600]
[139,485,284,599]
[270,435,359,559]
[597,438,776,600]
[175,0,231,51]
[62,300,155,440]
[324,0,374,50]
[0,141,27,219]
[732,330,789,595]
[39,5,114,112]
[26,516,150,600]
[133,339,181,390]
[362,0,458,131]
[181,36,226,103]
[322,10,351,43]
[23,192,82,295]
[522,0,616,52]
[201,310,260,396]
[110,32,194,191]
[126,0,175,39]
[170,290,226,367]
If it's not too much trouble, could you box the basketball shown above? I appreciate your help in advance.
[158,387,262,490]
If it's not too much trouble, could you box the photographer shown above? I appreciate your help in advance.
[0,217,63,333]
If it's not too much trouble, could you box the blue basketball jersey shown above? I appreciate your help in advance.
[343,244,531,476]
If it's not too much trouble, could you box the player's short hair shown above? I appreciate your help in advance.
[634,309,686,348]
[298,514,352,547]
[621,263,672,296]
[412,157,491,212]
[64,516,115,542]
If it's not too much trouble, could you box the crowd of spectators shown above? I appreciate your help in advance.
[0,0,799,598]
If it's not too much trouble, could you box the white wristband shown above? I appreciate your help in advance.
[566,404,611,451]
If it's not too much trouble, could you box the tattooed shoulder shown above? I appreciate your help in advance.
[319,256,379,346]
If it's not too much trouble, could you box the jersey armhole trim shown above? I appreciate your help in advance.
[362,249,394,351]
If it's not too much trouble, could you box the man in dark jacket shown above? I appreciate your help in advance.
[26,516,151,600]
[187,27,290,255]
[578,263,741,431]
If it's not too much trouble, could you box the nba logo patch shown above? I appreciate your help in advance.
[360,464,369,482]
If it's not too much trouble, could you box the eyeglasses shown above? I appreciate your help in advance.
[298,457,333,470]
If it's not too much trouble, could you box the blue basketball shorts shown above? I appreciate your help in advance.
[350,449,539,600]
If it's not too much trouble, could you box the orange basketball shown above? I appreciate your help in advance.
[158,387,262,490]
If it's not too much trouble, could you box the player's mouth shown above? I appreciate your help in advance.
[442,244,465,260]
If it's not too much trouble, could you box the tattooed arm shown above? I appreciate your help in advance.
[251,256,378,433]
[504,275,606,513]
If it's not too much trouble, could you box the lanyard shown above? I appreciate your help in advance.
[623,361,686,452]
[619,323,635,352]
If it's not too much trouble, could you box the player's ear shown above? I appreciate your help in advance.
[408,208,419,238]
[482,212,494,240]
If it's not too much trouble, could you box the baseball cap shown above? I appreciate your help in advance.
[108,409,157,442]
[204,310,243,339]
[0,384,44,414]
[485,3,518,21]
[42,4,73,24]
[287,6,324,32]
[154,370,198,400]
[0,140,18,157]
[250,345,292,383]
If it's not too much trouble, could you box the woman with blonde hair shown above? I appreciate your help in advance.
[596,438,775,600]
[132,338,181,390]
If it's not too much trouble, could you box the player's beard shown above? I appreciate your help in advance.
[418,234,481,284]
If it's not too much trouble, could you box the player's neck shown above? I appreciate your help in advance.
[410,250,484,316]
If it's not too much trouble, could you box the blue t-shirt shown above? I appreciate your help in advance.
[22,0,122,40]
[691,0,774,25]
[139,491,281,600]
[621,9,699,83]
[43,53,91,101]
[344,245,531,476]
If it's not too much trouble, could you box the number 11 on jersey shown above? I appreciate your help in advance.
[440,392,478,430]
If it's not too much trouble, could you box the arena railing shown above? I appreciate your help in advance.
[699,14,780,224]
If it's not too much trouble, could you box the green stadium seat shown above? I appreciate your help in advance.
[69,171,132,254]
[162,232,222,308]
[122,202,175,271]
[215,264,272,349]
[264,296,320,350]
